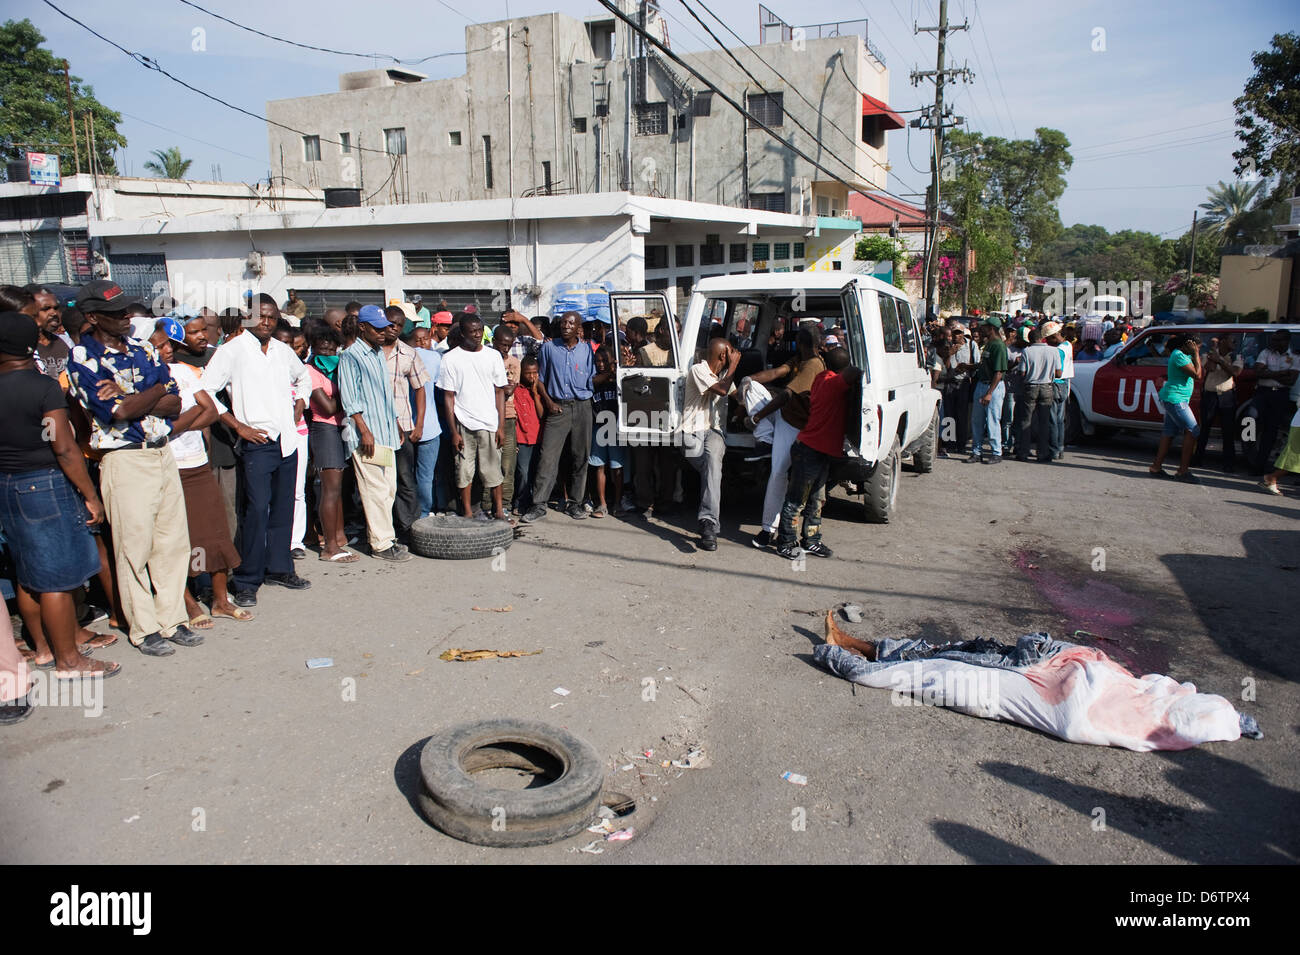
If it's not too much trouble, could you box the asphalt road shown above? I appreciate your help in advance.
[3,433,1297,864]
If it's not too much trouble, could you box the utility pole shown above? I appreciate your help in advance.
[62,60,81,174]
[1187,210,1199,282]
[911,0,972,320]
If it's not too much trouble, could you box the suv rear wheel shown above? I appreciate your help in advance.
[909,409,939,473]
[863,437,901,524]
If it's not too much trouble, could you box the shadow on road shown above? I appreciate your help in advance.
[931,820,1053,864]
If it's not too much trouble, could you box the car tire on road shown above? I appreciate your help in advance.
[863,436,901,524]
[909,409,939,473]
[418,718,605,847]
[407,514,513,561]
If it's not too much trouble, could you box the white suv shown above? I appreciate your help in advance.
[608,273,941,523]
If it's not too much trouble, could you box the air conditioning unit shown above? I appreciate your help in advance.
[245,251,264,275]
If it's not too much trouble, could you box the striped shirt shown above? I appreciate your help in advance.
[383,339,431,433]
[338,339,399,452]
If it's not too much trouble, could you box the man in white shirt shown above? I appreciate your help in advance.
[1043,321,1075,461]
[437,313,508,520]
[1249,329,1297,474]
[682,339,741,552]
[202,294,313,606]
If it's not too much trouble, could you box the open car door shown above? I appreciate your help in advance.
[610,292,684,443]
[840,280,880,462]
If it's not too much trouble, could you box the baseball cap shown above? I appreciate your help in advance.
[76,279,141,313]
[982,316,1003,328]
[432,310,453,326]
[358,304,391,328]
[410,294,423,304]
[0,311,38,357]
[1041,321,1063,338]
[160,316,186,344]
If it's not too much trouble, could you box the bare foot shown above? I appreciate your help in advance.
[825,609,877,659]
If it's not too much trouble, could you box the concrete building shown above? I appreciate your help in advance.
[266,3,901,217]
[87,191,863,318]
[0,173,320,293]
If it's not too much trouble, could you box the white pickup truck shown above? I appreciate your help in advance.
[608,273,942,523]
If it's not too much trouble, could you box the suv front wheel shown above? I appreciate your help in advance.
[863,437,901,524]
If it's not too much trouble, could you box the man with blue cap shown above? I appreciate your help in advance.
[337,305,411,561]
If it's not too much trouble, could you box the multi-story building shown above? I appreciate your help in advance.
[266,3,902,218]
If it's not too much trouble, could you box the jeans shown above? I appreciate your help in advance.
[1194,390,1236,467]
[394,438,418,536]
[414,435,446,516]
[513,442,536,512]
[531,399,593,506]
[1049,380,1071,459]
[761,414,800,533]
[971,381,1005,457]
[777,440,830,548]
[1016,382,1056,460]
[1001,386,1017,453]
[233,438,297,593]
[814,631,1071,679]
[683,428,725,529]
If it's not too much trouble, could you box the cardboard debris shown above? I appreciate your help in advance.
[438,648,543,662]
[471,605,513,612]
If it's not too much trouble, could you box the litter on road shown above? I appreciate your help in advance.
[305,658,334,669]
[438,648,543,662]
[471,605,513,613]
[553,686,571,696]
[781,771,808,786]
[816,611,1263,751]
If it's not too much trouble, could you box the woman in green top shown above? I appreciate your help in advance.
[1149,334,1202,483]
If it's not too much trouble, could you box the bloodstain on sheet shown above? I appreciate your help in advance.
[1011,549,1170,674]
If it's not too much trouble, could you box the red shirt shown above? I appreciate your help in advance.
[514,386,540,444]
[797,370,850,457]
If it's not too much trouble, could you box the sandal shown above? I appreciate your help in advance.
[78,632,119,650]
[320,550,361,563]
[211,606,255,622]
[34,645,94,668]
[1258,480,1282,496]
[590,506,607,519]
[55,659,121,682]
[188,614,215,631]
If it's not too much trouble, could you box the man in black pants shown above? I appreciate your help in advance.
[519,311,595,523]
[1014,327,1061,462]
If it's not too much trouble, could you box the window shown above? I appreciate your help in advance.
[675,244,694,268]
[338,133,351,155]
[749,191,787,213]
[793,242,805,258]
[285,250,382,275]
[699,243,724,266]
[832,260,842,271]
[861,115,885,149]
[384,127,407,156]
[636,103,668,136]
[448,130,462,146]
[816,196,831,216]
[645,245,669,269]
[541,161,553,194]
[747,92,784,128]
[751,243,770,261]
[898,302,917,353]
[403,248,510,274]
[482,135,493,189]
[303,135,321,162]
[729,243,747,263]
[878,294,902,352]
[572,117,587,133]
[692,92,713,117]
[773,242,790,260]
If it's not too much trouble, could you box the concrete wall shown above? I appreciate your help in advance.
[1219,254,1294,321]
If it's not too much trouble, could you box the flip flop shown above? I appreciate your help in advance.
[320,551,361,563]
[78,632,119,650]
[211,606,255,622]
[590,506,607,519]
[188,614,215,631]
[55,659,121,682]
[34,645,94,668]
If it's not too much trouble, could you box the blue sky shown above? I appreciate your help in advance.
[17,0,1297,235]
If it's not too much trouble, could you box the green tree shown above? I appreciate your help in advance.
[1198,179,1270,239]
[1233,32,1300,197]
[853,234,907,289]
[143,146,193,179]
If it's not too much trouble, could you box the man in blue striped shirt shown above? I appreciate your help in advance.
[338,306,411,561]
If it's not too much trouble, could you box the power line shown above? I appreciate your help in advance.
[1073,132,1236,164]
[176,0,469,64]
[1070,118,1235,153]
[972,0,1015,138]
[118,109,266,164]
[682,0,921,193]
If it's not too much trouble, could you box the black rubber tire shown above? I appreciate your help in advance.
[863,437,901,524]
[909,409,939,473]
[418,718,605,848]
[407,514,513,560]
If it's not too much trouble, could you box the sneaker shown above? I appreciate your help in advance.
[373,545,413,562]
[751,529,773,549]
[520,505,548,523]
[801,540,833,558]
[265,572,312,590]
[291,547,308,560]
[567,503,589,520]
[232,590,257,609]
[166,624,204,648]
[966,453,982,464]
[1173,471,1201,484]
[776,542,803,561]
[984,455,1002,465]
[77,603,109,627]
[698,521,718,551]
[137,632,175,657]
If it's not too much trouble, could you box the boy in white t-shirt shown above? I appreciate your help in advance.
[435,314,509,521]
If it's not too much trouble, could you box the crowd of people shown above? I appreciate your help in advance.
[925,310,1300,485]
[2,281,1297,726]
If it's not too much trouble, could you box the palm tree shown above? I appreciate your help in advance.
[142,146,193,179]
[1198,179,1267,237]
